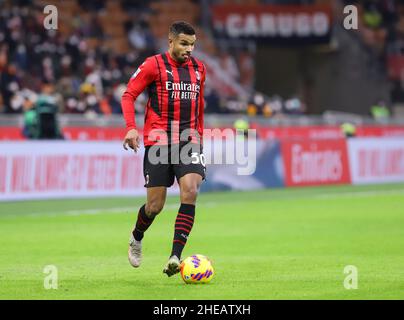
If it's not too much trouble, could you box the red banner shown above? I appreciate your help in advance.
[0,127,25,140]
[255,125,345,140]
[0,127,134,141]
[62,127,130,140]
[255,125,404,140]
[281,139,351,187]
[2,125,404,141]
[356,126,404,137]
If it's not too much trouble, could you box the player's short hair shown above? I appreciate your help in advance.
[169,21,195,37]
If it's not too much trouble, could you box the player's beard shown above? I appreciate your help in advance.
[175,50,190,63]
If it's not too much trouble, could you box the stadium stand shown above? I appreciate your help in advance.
[0,0,404,120]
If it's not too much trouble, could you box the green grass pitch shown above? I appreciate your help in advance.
[0,183,403,300]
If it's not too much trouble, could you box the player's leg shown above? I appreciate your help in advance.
[129,187,167,268]
[129,145,174,268]
[164,154,205,277]
[163,173,203,276]
[132,187,167,241]
[162,142,205,276]
[172,173,202,257]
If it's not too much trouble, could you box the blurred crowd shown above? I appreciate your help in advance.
[1,0,403,119]
[0,0,260,118]
[337,0,404,106]
[0,0,156,117]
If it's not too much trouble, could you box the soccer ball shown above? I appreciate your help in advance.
[180,254,214,284]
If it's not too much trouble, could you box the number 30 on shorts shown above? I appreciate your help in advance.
[191,152,206,167]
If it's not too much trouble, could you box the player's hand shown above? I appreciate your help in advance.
[123,129,140,152]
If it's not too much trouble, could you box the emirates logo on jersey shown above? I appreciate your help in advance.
[165,81,200,100]
[165,81,200,92]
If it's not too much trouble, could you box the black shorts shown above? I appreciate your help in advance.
[143,143,206,188]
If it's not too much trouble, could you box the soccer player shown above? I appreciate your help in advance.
[121,21,206,277]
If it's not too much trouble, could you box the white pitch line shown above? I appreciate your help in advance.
[2,202,218,218]
[1,189,403,218]
[64,203,186,216]
[43,189,404,216]
[312,189,404,200]
[65,207,134,216]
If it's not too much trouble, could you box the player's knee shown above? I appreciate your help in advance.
[181,186,198,203]
[146,201,164,217]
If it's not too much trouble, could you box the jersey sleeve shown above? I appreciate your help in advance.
[121,57,158,131]
[198,65,206,146]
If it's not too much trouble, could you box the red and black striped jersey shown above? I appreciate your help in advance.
[121,51,206,146]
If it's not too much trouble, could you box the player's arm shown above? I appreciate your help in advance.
[121,57,157,152]
[197,66,206,149]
